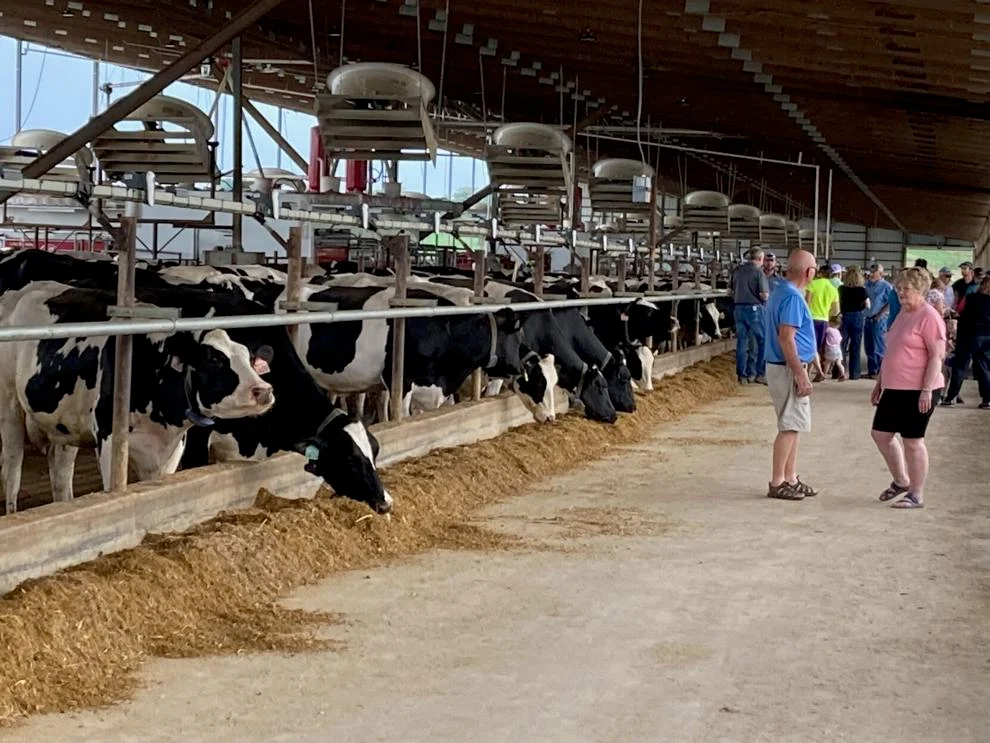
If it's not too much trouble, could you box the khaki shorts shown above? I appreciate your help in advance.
[766,363,812,433]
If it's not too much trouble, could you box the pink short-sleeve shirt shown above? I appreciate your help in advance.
[881,302,946,390]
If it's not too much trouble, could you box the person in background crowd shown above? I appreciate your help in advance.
[870,267,946,510]
[927,275,947,317]
[730,247,769,385]
[822,315,847,380]
[763,251,783,293]
[938,267,955,311]
[764,249,819,501]
[829,263,844,288]
[953,261,979,305]
[942,274,990,409]
[838,264,870,380]
[914,258,928,270]
[864,263,893,379]
[805,264,840,381]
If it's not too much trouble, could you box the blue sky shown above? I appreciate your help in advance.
[1,35,481,198]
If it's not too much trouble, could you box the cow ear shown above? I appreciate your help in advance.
[169,356,185,373]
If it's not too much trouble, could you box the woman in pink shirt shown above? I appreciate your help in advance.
[870,268,947,509]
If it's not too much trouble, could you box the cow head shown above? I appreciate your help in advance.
[165,330,274,423]
[486,307,527,377]
[602,351,636,414]
[514,350,558,423]
[294,409,392,514]
[578,365,617,423]
[622,341,655,392]
[700,301,722,340]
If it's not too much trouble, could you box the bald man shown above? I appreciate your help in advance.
[763,249,819,500]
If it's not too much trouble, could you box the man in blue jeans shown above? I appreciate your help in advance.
[864,263,893,378]
[730,247,770,385]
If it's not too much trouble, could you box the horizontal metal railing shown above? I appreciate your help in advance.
[0,290,726,343]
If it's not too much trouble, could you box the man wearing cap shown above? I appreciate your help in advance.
[829,263,843,288]
[953,262,979,304]
[763,251,783,293]
[864,263,893,378]
[730,247,770,384]
[938,267,955,310]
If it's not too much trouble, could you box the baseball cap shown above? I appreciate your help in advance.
[869,263,881,270]
[960,261,975,269]
[830,263,843,274]
[938,266,953,275]
[763,252,776,260]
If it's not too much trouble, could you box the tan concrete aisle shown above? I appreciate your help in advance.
[6,379,989,743]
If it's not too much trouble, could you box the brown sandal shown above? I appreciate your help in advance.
[768,482,804,501]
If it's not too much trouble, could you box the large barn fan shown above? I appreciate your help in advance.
[315,62,438,162]
[681,190,731,233]
[91,95,219,188]
[726,204,762,241]
[0,129,94,182]
[486,123,573,227]
[758,213,788,246]
[588,158,655,232]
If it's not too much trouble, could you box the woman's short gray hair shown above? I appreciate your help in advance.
[894,267,930,294]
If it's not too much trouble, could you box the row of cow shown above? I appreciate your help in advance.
[0,249,731,519]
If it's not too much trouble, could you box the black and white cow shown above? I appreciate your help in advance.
[0,260,392,514]
[277,279,540,423]
[586,299,662,392]
[428,278,621,422]
[0,281,274,513]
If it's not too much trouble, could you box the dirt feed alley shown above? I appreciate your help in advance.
[6,379,989,743]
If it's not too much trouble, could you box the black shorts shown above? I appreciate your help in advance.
[872,389,942,439]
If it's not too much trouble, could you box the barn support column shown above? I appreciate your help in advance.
[471,250,487,401]
[109,217,138,493]
[648,178,659,292]
[533,245,545,297]
[388,236,411,423]
[0,0,285,206]
[285,226,303,347]
[231,37,244,251]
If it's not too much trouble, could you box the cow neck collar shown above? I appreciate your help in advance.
[183,368,215,427]
[315,407,348,438]
[485,312,499,369]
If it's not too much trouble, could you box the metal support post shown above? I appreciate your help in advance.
[388,235,411,423]
[238,95,308,173]
[14,40,23,136]
[231,37,244,251]
[285,226,303,346]
[471,249,486,401]
[813,165,821,258]
[0,0,286,204]
[647,179,658,292]
[109,217,138,493]
[533,245,545,297]
[825,168,834,259]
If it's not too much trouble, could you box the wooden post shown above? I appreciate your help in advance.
[285,225,303,346]
[471,249,486,401]
[647,181,658,292]
[617,254,627,292]
[109,217,138,493]
[671,255,681,292]
[388,235,410,423]
[579,257,590,297]
[693,257,702,291]
[533,246,545,297]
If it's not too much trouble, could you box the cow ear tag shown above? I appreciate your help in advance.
[252,357,271,375]
[304,445,320,461]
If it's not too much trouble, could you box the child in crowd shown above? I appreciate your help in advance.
[822,315,847,381]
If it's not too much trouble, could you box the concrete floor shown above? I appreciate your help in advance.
[7,379,989,743]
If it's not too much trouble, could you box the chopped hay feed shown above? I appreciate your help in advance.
[0,356,737,726]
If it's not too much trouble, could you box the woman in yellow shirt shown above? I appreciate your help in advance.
[805,264,841,380]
